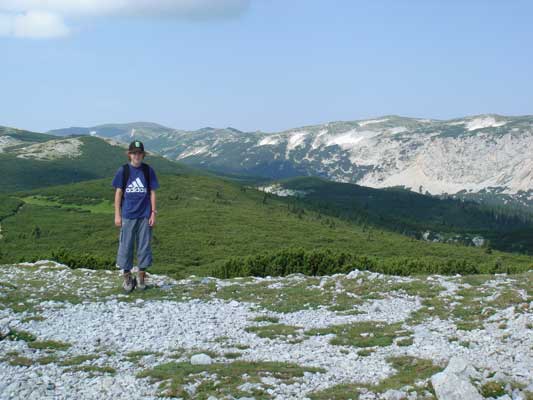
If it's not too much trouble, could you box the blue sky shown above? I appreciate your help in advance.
[1,0,532,133]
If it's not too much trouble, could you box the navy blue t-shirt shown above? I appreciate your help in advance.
[112,163,160,219]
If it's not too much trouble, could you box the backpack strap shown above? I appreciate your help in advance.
[141,163,152,197]
[121,163,130,209]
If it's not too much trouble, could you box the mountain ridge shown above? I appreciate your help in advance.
[42,114,533,202]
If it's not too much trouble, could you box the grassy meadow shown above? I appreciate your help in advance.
[1,173,531,278]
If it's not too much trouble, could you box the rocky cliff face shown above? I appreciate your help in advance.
[47,115,533,205]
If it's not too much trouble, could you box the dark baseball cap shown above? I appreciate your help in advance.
[128,140,145,153]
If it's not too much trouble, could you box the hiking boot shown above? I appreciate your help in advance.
[122,271,137,293]
[137,270,147,290]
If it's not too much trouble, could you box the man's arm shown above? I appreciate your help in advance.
[149,190,156,226]
[150,190,156,211]
[114,188,122,227]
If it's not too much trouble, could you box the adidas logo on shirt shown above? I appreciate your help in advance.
[125,177,147,193]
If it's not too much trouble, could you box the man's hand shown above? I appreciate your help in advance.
[115,215,122,227]
[149,213,156,227]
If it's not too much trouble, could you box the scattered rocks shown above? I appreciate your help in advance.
[0,261,532,400]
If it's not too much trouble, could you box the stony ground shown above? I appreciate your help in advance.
[0,260,532,400]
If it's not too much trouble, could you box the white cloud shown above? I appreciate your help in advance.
[0,10,69,38]
[0,0,250,38]
[14,10,69,38]
[0,0,250,18]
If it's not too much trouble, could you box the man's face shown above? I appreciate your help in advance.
[129,151,144,162]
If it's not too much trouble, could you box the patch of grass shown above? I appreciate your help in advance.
[138,360,325,398]
[21,195,114,214]
[357,349,374,357]
[370,356,441,393]
[59,354,99,366]
[223,352,242,359]
[124,351,159,363]
[489,288,527,310]
[306,321,410,348]
[217,278,334,313]
[213,335,230,343]
[452,287,492,331]
[523,391,533,400]
[6,329,36,342]
[396,337,414,347]
[217,276,375,314]
[459,275,494,286]
[405,290,450,326]
[309,356,441,399]
[28,340,70,350]
[480,381,507,398]
[67,365,116,375]
[21,315,45,323]
[36,354,58,364]
[8,355,33,367]
[245,324,303,342]
[182,280,218,301]
[308,383,361,400]
[335,277,387,301]
[389,280,444,298]
[252,315,280,323]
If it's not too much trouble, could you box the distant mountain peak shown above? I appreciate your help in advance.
[40,113,533,199]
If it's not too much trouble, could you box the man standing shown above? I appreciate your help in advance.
[112,140,159,292]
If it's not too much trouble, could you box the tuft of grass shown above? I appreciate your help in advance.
[6,329,36,342]
[357,349,374,357]
[124,351,160,363]
[306,321,410,348]
[489,288,527,310]
[59,354,99,366]
[28,340,71,350]
[245,324,303,342]
[309,356,441,399]
[223,352,241,359]
[67,365,116,375]
[8,356,33,367]
[396,337,414,347]
[21,315,45,323]
[480,381,507,398]
[36,355,59,365]
[252,315,280,323]
[216,279,334,313]
[138,360,325,398]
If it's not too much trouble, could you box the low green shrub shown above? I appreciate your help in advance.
[211,247,525,278]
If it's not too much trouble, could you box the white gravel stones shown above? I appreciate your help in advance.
[190,353,213,365]
[1,261,532,399]
[382,389,408,400]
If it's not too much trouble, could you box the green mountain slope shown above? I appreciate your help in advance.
[1,174,531,278]
[0,126,193,192]
[265,177,533,255]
